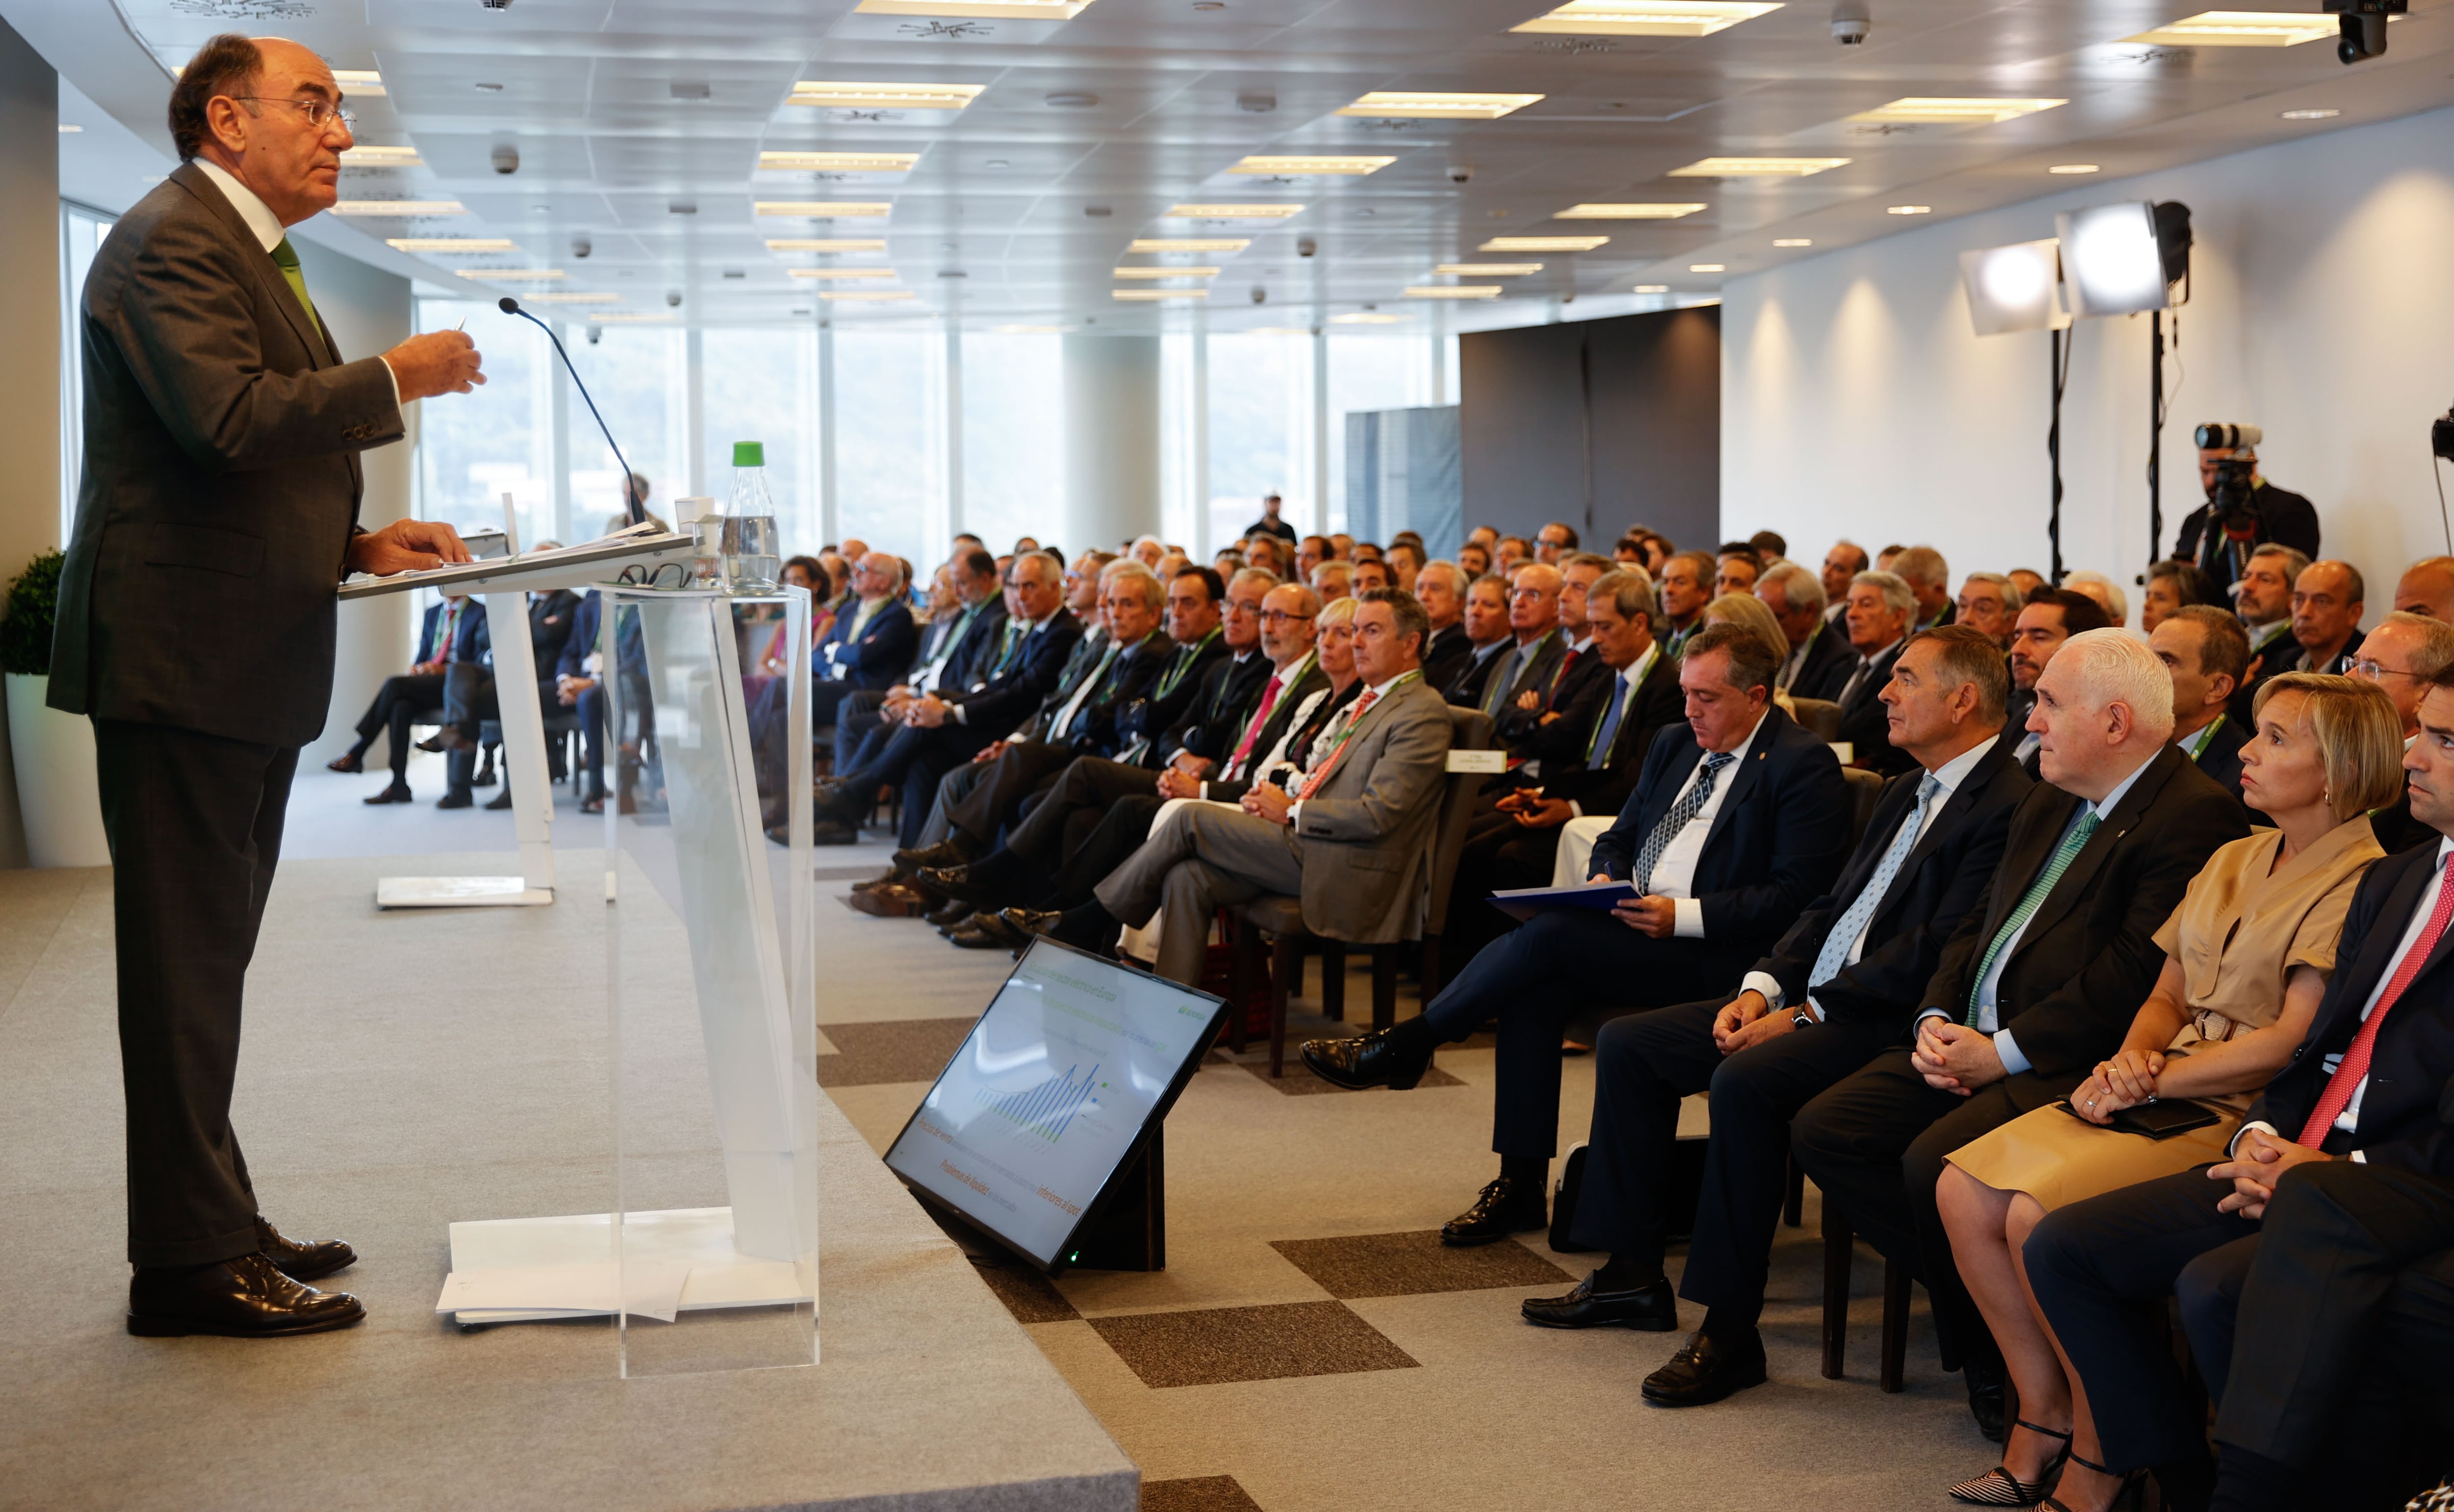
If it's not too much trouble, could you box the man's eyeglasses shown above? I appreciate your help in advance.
[2352,660,2423,681]
[234,96,357,130]
[1261,610,1315,625]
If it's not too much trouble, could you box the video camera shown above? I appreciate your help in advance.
[2195,423,2264,531]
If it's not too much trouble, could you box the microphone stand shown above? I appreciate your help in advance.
[498,296,645,527]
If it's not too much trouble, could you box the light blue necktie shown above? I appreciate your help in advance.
[1965,808,2102,1025]
[1479,644,1521,718]
[1809,772,1940,992]
[1586,672,1631,764]
[1633,751,1734,894]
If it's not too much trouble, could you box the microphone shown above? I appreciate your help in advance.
[498,295,645,527]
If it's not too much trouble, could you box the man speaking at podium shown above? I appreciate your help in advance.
[50,34,484,1338]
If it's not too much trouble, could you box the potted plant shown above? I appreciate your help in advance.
[2,551,109,867]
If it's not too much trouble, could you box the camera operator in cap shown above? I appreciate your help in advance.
[2173,424,2320,590]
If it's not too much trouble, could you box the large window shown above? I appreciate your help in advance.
[414,298,556,544]
[59,204,116,541]
[960,332,1063,558]
[1205,332,1315,550]
[833,330,947,564]
[702,327,820,547]
[565,322,689,532]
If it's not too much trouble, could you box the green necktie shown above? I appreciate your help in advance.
[268,238,322,332]
[1965,809,2100,1025]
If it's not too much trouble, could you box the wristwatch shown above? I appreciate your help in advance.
[1792,1008,1816,1031]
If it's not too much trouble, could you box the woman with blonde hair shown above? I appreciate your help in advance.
[1704,592,1798,713]
[1932,672,2401,1511]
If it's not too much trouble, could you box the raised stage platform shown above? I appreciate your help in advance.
[0,852,1135,1512]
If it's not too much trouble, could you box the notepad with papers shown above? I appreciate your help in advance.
[1485,877,1636,924]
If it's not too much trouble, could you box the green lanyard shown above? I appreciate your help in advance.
[2182,714,2226,761]
[1308,670,1421,775]
[1154,627,1220,700]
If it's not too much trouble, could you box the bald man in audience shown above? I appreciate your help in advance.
[1890,546,1954,633]
[2394,556,2454,622]
[1821,540,1869,626]
[2287,559,2365,677]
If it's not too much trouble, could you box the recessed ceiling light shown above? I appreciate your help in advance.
[342,145,421,166]
[821,290,919,301]
[334,200,469,216]
[1511,1,1782,38]
[1852,97,2066,125]
[1555,203,1707,219]
[531,292,622,303]
[1229,156,1394,176]
[1130,238,1251,252]
[766,238,889,252]
[758,151,919,172]
[854,0,1096,15]
[1405,285,1503,298]
[1773,238,1812,246]
[387,237,516,252]
[2049,163,2101,174]
[331,69,384,96]
[455,268,567,281]
[754,202,893,218]
[1332,312,1407,324]
[1886,205,1933,215]
[787,267,899,279]
[1114,266,1221,278]
[1166,204,1306,219]
[984,159,1011,168]
[1437,262,1543,275]
[1689,263,1726,272]
[1671,157,1849,178]
[995,324,1070,333]
[590,312,676,322]
[57,124,81,133]
[1338,91,1544,120]
[2280,107,2342,120]
[1481,235,1608,251]
[2123,10,2339,47]
[1114,288,1209,300]
[789,81,985,110]
[1633,284,1670,292]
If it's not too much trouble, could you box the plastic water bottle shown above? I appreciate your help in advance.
[727,441,781,592]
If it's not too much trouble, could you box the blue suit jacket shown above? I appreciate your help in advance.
[555,592,599,681]
[954,611,1088,738]
[416,600,487,666]
[1588,704,1854,961]
[816,598,918,691]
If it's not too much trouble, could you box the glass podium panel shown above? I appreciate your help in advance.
[604,585,816,1377]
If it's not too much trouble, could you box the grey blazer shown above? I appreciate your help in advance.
[1289,673,1456,944]
[51,161,405,746]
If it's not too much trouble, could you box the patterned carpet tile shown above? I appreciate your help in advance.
[814,1016,977,1088]
[1088,1300,1420,1389]
[970,1257,1080,1324]
[1142,1476,1264,1512]
[1268,1229,1574,1300]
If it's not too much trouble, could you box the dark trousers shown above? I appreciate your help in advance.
[1575,999,1896,1319]
[840,721,990,847]
[1790,1046,2082,1369]
[350,671,444,779]
[573,683,606,794]
[1057,792,1168,908]
[945,739,1081,847]
[1007,755,1159,870]
[93,720,299,1268]
[1416,911,1745,1160]
[1443,808,1570,973]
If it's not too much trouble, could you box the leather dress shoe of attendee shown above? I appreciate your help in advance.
[325,752,364,774]
[255,1216,356,1283]
[1299,1027,1434,1092]
[1520,1271,1678,1331]
[484,790,512,811]
[419,727,476,754]
[945,921,1009,950]
[1964,1356,2010,1443]
[1640,1328,1768,1407]
[1440,1175,1547,1247]
[926,899,975,931]
[579,793,605,816]
[363,782,413,805]
[915,861,1012,905]
[849,867,904,893]
[472,760,498,788]
[126,1251,365,1339]
[844,882,931,918]
[437,790,475,810]
[973,907,1063,950]
[893,837,972,874]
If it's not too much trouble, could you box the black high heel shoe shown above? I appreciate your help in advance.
[1949,1419,2074,1506]
[2041,1451,2146,1512]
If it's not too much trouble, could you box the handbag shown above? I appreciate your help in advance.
[2057,1097,2223,1140]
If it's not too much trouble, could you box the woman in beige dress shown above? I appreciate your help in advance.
[1932,673,2402,1511]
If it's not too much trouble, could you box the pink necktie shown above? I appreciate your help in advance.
[1295,690,1378,799]
[2298,851,2454,1146]
[1227,674,1282,774]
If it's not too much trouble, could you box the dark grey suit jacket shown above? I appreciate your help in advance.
[51,162,405,746]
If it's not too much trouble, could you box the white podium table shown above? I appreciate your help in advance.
[336,533,694,908]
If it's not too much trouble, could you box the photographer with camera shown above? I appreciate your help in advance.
[2174,424,2320,589]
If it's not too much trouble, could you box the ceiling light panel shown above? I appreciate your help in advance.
[387,238,516,252]
[331,69,385,96]
[787,267,899,278]
[1481,236,1608,251]
[531,292,621,303]
[755,202,893,217]
[1774,238,1812,246]
[788,81,985,110]
[341,145,421,166]
[758,152,920,173]
[1851,97,2066,126]
[2121,10,2338,46]
[591,312,676,322]
[455,269,566,280]
[1337,92,1544,120]
[333,201,467,216]
[854,0,1096,16]
[1671,157,1850,177]
[1113,266,1221,277]
[1114,288,1208,299]
[766,239,889,251]
[1556,203,1707,219]
[1332,313,1407,324]
[1437,263,1543,275]
[1690,263,1725,271]
[1406,286,1502,298]
[1228,156,1395,176]
[1166,204,1306,219]
[1511,1,1782,37]
[821,290,919,300]
[1129,239,1250,252]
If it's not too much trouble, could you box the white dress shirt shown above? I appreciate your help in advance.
[1643,710,1771,939]
[193,159,402,411]
[1745,733,2001,1019]
[1567,642,1659,819]
[1920,750,2156,1075]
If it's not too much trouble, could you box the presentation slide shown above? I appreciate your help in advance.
[885,940,1223,1267]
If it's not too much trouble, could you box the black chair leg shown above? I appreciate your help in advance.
[1784,1154,1806,1229]
[1227,915,1258,1055]
[1370,946,1398,1032]
[1880,1259,1911,1393]
[1319,942,1345,1022]
[1268,934,1297,1078]
[1821,1206,1852,1380]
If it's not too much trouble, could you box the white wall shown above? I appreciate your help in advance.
[1722,105,2454,625]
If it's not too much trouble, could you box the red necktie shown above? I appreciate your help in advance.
[2298,850,2454,1146]
[1227,674,1283,774]
[1295,690,1378,799]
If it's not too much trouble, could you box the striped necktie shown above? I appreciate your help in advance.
[1965,809,2101,1025]
[1633,752,1734,894]
[1810,773,1940,992]
[269,238,321,332]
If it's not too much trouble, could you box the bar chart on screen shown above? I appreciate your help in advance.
[978,1062,1104,1143]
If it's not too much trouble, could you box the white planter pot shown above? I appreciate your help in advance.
[5,673,110,868]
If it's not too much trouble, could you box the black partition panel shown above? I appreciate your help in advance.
[1459,305,1720,554]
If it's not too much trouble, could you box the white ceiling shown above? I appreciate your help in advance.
[26,0,2454,330]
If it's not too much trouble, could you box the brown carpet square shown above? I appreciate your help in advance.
[815,1016,977,1088]
[813,865,887,881]
[968,1257,1079,1324]
[1142,1476,1263,1512]
[1087,1300,1418,1388]
[1268,1230,1573,1300]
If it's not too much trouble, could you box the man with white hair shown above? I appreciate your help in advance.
[1812,568,1919,776]
[2061,570,2131,630]
[1891,545,1954,633]
[1793,629,2251,1438]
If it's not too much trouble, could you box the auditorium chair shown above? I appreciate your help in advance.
[1788,696,1844,744]
[1228,707,1496,1076]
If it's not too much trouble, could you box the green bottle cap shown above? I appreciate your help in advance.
[732,441,765,468]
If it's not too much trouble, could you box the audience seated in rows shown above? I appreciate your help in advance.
[1810,568,1919,776]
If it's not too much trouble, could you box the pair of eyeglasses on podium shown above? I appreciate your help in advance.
[615,563,690,589]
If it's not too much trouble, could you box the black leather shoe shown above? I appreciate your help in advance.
[893,838,972,873]
[1440,1175,1548,1247]
[1521,1271,1678,1331]
[484,790,512,811]
[255,1216,356,1283]
[363,783,413,805]
[946,923,1008,950]
[916,861,1010,905]
[972,907,1064,949]
[1965,1356,2009,1443]
[326,752,365,774]
[127,1251,365,1339]
[926,899,976,931]
[1300,1027,1434,1092]
[1641,1328,1768,1407]
[473,761,499,788]
[850,867,907,894]
[436,790,474,810]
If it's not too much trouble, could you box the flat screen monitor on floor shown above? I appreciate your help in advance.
[883,937,1227,1273]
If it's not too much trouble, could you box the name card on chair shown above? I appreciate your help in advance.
[1446,749,1508,774]
[1829,742,1854,765]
